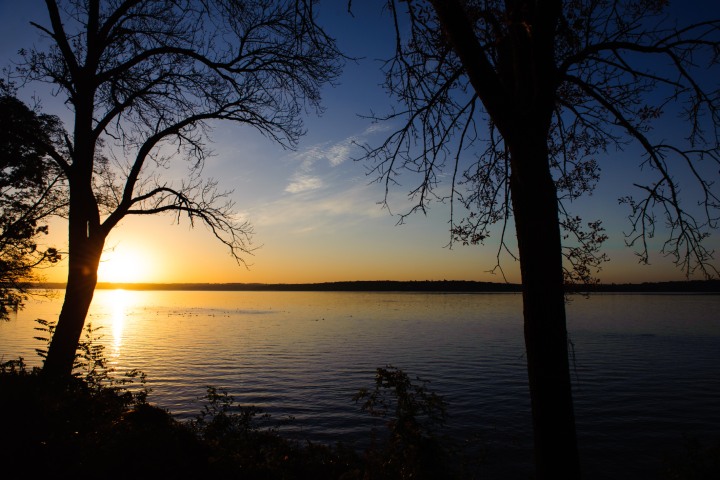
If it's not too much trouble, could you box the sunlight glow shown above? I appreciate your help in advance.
[97,245,154,283]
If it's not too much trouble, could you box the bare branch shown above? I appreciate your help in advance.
[361,0,718,280]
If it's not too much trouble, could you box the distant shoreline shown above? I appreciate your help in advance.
[30,279,720,293]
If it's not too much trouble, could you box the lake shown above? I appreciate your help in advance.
[1,290,719,478]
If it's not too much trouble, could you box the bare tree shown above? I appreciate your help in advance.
[360,0,719,478]
[0,83,65,320]
[13,0,343,379]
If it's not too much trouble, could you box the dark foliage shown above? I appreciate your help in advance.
[0,83,65,319]
[1,326,468,479]
[0,359,206,478]
[353,365,458,479]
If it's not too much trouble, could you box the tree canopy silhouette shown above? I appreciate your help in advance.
[0,82,65,320]
[12,0,343,379]
[360,0,719,478]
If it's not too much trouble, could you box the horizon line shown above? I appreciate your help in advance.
[28,279,720,293]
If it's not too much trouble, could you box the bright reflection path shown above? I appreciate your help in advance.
[110,289,129,354]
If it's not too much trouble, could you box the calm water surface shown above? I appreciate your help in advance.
[2,290,719,479]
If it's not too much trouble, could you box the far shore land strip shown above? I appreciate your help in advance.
[31,279,720,293]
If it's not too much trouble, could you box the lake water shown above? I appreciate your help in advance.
[1,290,719,478]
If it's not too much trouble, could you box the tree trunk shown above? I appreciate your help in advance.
[509,135,581,479]
[41,69,106,380]
[42,184,104,379]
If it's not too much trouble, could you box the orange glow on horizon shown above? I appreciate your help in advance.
[36,216,702,286]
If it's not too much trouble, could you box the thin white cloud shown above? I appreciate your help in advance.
[363,123,393,135]
[254,182,387,230]
[292,138,356,168]
[326,140,355,166]
[282,122,389,196]
[284,174,323,193]
[291,129,369,171]
[293,143,329,171]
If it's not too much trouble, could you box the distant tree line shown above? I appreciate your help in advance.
[29,279,720,293]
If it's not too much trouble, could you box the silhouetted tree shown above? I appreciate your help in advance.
[0,82,65,320]
[360,1,719,478]
[13,0,343,379]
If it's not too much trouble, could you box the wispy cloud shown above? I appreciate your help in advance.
[290,137,356,171]
[253,182,386,231]
[362,123,393,136]
[326,140,355,166]
[284,174,323,193]
[280,122,392,203]
[239,120,450,242]
[293,143,328,172]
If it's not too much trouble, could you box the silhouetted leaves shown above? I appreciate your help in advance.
[0,83,66,320]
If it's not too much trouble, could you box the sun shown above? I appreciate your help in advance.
[97,245,153,283]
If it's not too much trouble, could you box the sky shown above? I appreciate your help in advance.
[1,1,719,285]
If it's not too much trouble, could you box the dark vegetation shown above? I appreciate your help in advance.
[0,83,65,320]
[0,322,471,480]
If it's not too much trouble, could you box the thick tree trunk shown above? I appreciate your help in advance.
[41,70,105,380]
[425,2,577,475]
[509,137,581,479]
[43,169,104,380]
[42,269,98,379]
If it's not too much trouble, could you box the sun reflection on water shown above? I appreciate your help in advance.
[110,289,129,354]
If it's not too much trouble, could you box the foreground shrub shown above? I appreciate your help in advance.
[354,365,458,479]
[1,321,468,478]
[0,320,172,478]
[189,386,361,479]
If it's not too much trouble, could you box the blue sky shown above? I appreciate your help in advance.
[1,1,718,284]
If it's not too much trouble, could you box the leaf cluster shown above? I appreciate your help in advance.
[0,85,66,319]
